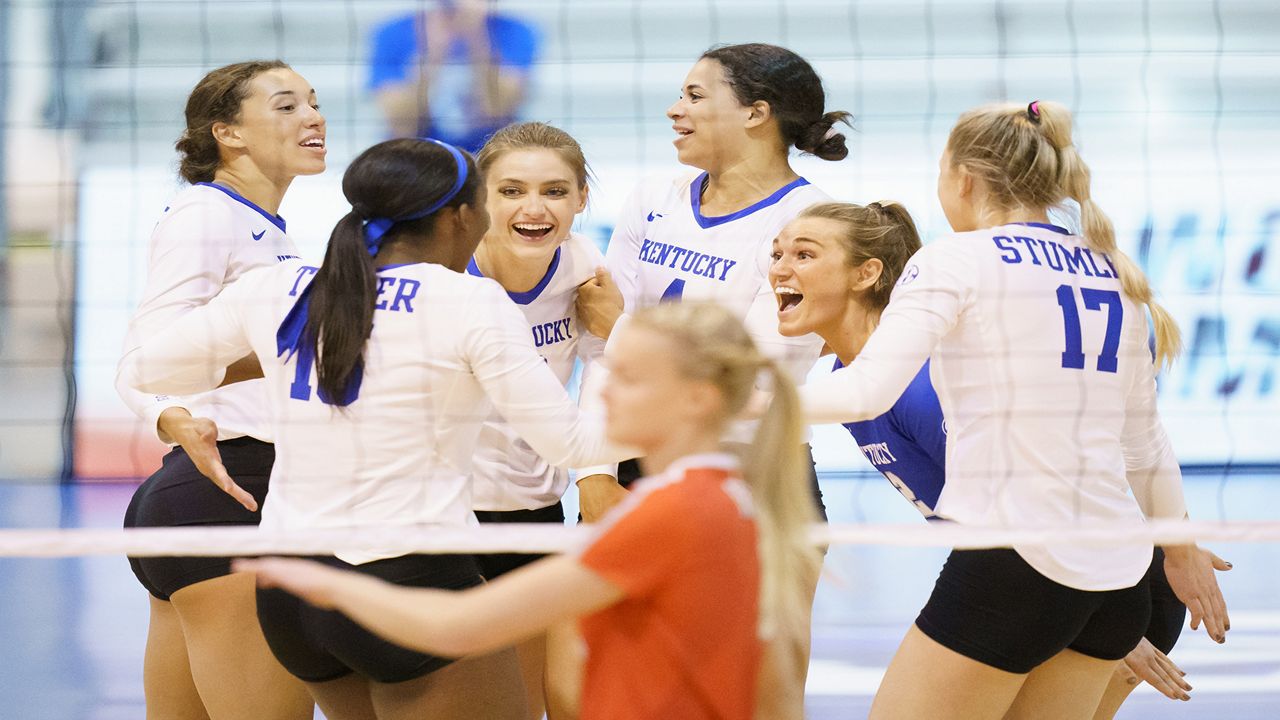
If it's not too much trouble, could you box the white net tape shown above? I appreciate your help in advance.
[1,519,1274,558]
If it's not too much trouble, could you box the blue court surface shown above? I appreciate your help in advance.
[0,474,1276,719]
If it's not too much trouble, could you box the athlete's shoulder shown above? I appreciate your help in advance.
[632,171,701,204]
[786,179,832,204]
[560,232,607,272]
[159,184,237,221]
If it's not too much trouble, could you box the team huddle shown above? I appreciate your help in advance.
[115,42,1229,720]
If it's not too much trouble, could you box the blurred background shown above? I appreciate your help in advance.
[0,1,1278,717]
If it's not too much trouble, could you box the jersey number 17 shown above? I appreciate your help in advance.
[1055,284,1122,373]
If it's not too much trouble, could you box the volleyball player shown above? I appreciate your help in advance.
[769,201,1231,715]
[122,137,636,719]
[236,301,823,720]
[468,122,608,719]
[792,101,1228,719]
[574,42,847,522]
[115,60,320,720]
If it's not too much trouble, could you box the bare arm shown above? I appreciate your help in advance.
[218,354,264,387]
[238,554,623,657]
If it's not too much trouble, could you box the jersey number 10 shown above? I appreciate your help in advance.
[1055,284,1122,373]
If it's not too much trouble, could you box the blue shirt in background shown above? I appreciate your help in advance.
[367,12,538,152]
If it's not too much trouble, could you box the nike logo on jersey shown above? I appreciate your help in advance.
[646,211,665,222]
[638,239,738,281]
[252,229,267,241]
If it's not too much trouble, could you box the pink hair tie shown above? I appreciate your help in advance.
[1027,101,1042,123]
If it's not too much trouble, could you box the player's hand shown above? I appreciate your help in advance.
[1163,544,1231,643]
[1121,637,1191,701]
[157,408,258,512]
[577,474,629,523]
[234,557,345,609]
[576,267,624,341]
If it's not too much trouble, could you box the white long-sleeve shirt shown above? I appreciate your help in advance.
[606,172,827,384]
[465,233,608,511]
[120,259,630,564]
[578,172,828,480]
[800,222,1187,591]
[115,182,300,443]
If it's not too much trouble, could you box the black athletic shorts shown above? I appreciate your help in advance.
[255,553,484,684]
[124,437,274,600]
[616,443,828,521]
[473,501,565,579]
[1145,547,1188,654]
[916,548,1153,674]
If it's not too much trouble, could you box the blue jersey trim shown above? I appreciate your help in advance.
[689,173,812,229]
[196,182,287,233]
[466,247,561,305]
[1011,221,1071,235]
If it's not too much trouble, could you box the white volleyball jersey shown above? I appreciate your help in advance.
[116,183,301,443]
[120,259,629,564]
[607,172,828,385]
[465,233,607,511]
[801,222,1187,591]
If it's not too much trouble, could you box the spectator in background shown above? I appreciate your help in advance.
[368,0,538,152]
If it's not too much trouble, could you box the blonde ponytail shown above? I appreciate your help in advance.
[948,100,1182,368]
[746,360,822,673]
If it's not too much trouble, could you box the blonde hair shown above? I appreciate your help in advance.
[798,201,923,310]
[628,302,821,689]
[946,101,1181,368]
[475,121,592,190]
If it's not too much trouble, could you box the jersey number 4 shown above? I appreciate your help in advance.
[1055,284,1122,373]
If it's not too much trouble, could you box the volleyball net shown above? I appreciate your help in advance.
[1,1,1279,716]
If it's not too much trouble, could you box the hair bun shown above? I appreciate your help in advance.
[797,111,852,161]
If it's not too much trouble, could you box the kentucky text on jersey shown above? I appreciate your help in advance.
[638,238,738,281]
[860,442,899,466]
[992,235,1119,278]
[532,317,573,348]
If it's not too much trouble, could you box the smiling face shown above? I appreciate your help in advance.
[481,147,587,265]
[218,67,326,181]
[665,58,752,171]
[769,215,870,339]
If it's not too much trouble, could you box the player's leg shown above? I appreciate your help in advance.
[1004,649,1120,720]
[369,648,527,720]
[871,624,1027,720]
[512,634,547,720]
[142,595,210,720]
[1092,548,1186,719]
[305,675,378,720]
[474,503,567,719]
[874,548,1120,719]
[543,620,584,720]
[172,572,313,720]
[1011,564,1152,720]
[1091,663,1141,720]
